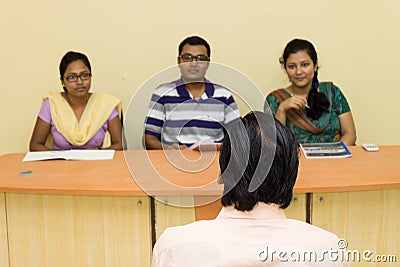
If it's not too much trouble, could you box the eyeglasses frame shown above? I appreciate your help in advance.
[179,53,210,63]
[64,72,92,83]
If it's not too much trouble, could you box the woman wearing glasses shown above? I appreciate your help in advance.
[264,39,356,146]
[29,51,123,151]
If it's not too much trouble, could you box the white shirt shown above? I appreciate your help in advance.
[152,203,349,267]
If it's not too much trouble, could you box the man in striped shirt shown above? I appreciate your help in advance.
[144,36,240,149]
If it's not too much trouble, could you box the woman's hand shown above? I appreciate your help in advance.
[279,95,308,111]
[275,95,308,126]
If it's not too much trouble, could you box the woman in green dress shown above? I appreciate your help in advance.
[264,39,356,145]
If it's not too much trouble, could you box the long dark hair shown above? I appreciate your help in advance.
[281,39,329,120]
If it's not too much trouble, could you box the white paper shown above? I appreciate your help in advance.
[22,150,115,162]
[188,140,221,151]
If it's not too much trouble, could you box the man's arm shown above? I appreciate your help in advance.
[144,134,163,149]
[144,88,165,150]
[223,93,241,125]
[144,134,186,150]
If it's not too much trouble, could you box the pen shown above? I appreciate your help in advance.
[289,93,310,109]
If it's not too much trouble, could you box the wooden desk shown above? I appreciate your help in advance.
[295,146,400,192]
[0,152,151,267]
[0,151,143,195]
[2,147,399,195]
[1,146,400,266]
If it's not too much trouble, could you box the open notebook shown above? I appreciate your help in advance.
[22,150,115,162]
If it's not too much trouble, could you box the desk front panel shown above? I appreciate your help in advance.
[313,189,400,265]
[154,196,196,240]
[6,193,151,267]
[0,193,9,267]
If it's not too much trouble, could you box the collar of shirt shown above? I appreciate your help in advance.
[175,78,215,99]
[217,202,286,221]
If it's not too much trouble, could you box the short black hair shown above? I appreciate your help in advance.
[59,51,91,79]
[178,36,211,57]
[220,111,299,211]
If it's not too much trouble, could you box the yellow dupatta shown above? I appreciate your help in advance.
[44,92,122,147]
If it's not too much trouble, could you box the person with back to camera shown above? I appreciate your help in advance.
[152,111,349,266]
[29,51,123,151]
[143,35,240,150]
[264,38,356,145]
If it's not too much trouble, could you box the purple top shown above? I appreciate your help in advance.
[38,99,118,150]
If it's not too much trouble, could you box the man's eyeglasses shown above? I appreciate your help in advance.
[179,54,209,63]
[64,72,92,82]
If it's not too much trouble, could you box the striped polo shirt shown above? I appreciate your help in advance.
[144,79,240,147]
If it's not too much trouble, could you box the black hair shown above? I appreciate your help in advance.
[280,39,329,120]
[59,51,91,79]
[178,36,211,58]
[220,111,299,211]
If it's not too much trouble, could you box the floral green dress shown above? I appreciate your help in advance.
[264,82,351,144]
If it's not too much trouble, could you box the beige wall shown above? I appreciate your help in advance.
[1,0,399,154]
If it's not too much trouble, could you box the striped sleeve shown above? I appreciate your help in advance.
[224,97,240,125]
[213,85,240,125]
[144,91,166,138]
